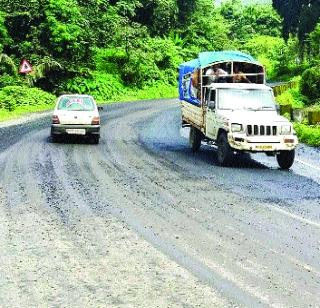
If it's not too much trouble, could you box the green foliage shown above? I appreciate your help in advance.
[0,11,12,52]
[0,73,24,87]
[273,0,320,43]
[0,0,313,109]
[136,0,178,36]
[118,83,177,102]
[93,48,126,74]
[183,0,232,51]
[308,22,320,61]
[275,87,306,109]
[30,57,63,81]
[120,37,183,87]
[294,123,320,146]
[220,0,282,41]
[0,86,55,111]
[0,53,17,75]
[45,0,91,63]
[63,73,125,101]
[300,67,320,103]
[242,35,286,79]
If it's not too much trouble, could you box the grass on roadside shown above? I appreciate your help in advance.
[0,104,54,122]
[97,83,177,104]
[0,83,178,122]
[275,80,320,147]
[294,123,320,147]
[0,86,56,122]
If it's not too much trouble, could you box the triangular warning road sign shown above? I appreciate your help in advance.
[19,59,33,74]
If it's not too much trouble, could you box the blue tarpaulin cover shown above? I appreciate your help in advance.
[178,51,260,105]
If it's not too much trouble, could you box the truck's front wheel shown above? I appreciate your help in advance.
[276,150,295,170]
[217,133,233,166]
[189,127,202,152]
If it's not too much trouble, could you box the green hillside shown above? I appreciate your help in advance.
[0,0,319,106]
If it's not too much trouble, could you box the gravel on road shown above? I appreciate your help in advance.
[0,99,319,307]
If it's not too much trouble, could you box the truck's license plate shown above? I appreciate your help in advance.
[256,145,273,150]
[66,129,86,135]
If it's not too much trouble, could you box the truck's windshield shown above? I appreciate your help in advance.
[218,89,275,111]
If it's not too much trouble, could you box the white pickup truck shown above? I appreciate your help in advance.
[179,51,298,169]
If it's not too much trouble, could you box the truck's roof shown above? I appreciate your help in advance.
[207,83,272,91]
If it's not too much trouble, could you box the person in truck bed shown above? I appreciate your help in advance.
[213,64,228,82]
[233,65,251,83]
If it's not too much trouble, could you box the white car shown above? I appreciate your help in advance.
[50,94,102,144]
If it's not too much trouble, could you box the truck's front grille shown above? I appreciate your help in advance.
[247,125,278,136]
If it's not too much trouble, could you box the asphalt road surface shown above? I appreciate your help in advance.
[0,99,319,307]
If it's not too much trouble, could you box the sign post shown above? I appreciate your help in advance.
[19,59,33,74]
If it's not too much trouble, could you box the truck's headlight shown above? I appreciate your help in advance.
[280,125,291,135]
[231,123,243,133]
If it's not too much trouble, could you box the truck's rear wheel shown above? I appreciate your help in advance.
[217,133,233,166]
[189,127,202,152]
[276,150,295,170]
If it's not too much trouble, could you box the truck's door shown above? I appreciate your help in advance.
[205,89,218,140]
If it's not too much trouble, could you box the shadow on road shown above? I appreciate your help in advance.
[47,135,100,145]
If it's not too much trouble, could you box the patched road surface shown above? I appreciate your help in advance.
[0,99,319,307]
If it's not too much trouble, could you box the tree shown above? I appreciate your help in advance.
[44,0,92,65]
[135,0,178,36]
[308,21,320,62]
[273,0,320,42]
[183,0,233,52]
[220,0,282,41]
[176,0,196,28]
[242,35,286,79]
[0,11,12,53]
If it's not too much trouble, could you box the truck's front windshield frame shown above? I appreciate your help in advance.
[217,89,276,111]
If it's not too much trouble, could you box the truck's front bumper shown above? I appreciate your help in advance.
[228,133,298,152]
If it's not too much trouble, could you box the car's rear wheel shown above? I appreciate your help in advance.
[276,150,295,170]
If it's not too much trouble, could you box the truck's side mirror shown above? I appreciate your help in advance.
[98,106,104,111]
[208,101,215,110]
[275,104,280,115]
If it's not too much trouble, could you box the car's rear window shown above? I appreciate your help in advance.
[58,96,95,111]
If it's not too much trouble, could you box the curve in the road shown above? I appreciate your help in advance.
[0,99,319,307]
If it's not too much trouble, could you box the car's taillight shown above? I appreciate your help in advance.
[91,116,100,125]
[52,115,60,124]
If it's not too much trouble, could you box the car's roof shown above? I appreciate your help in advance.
[57,94,95,99]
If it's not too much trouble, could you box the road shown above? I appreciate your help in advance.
[0,99,319,307]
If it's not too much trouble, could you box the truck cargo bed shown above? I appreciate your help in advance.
[181,101,204,131]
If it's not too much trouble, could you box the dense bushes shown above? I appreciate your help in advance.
[0,86,55,111]
[276,87,305,109]
[0,0,319,113]
[294,124,320,146]
[0,0,290,100]
[63,73,125,101]
[300,67,320,103]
